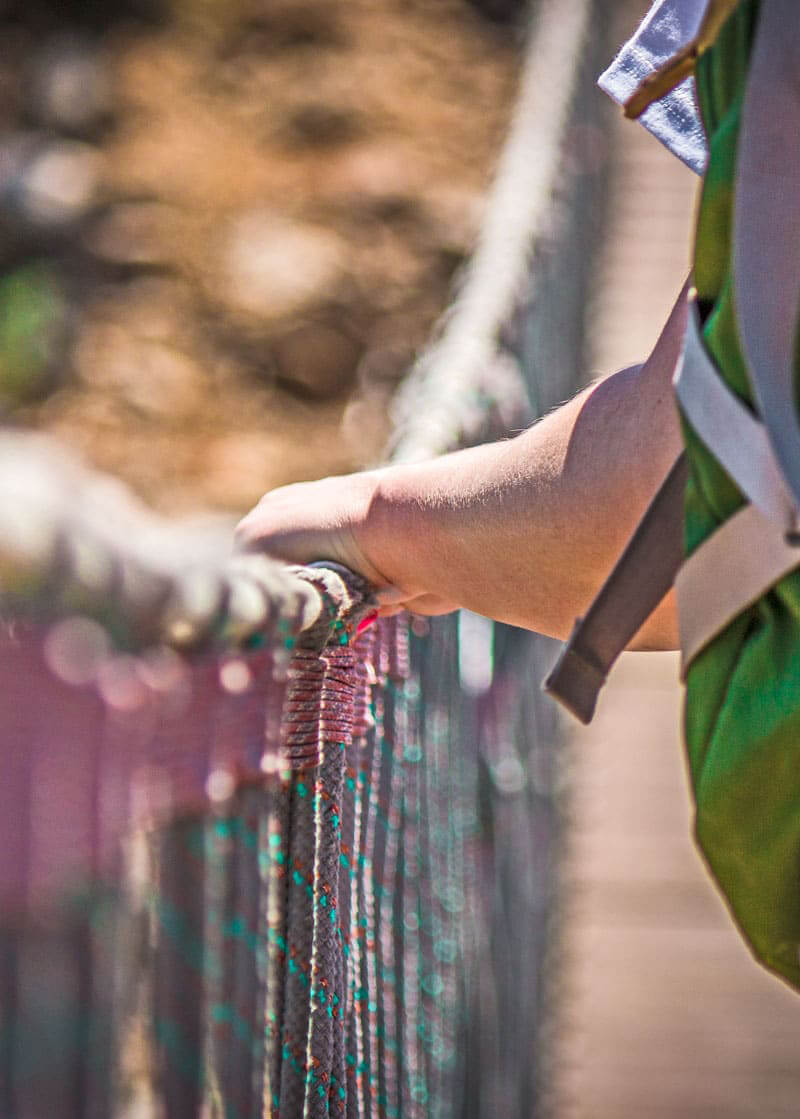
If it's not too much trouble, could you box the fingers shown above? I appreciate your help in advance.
[233,474,383,584]
[232,474,457,618]
[375,592,459,618]
[373,585,408,606]
[404,593,460,616]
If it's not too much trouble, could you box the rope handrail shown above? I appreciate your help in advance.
[0,0,591,654]
[0,432,371,653]
[390,0,592,462]
[0,1,606,1114]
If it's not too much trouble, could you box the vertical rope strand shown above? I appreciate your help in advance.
[352,630,380,1118]
[343,683,367,1119]
[305,640,355,1119]
[262,776,291,1118]
[372,620,404,1119]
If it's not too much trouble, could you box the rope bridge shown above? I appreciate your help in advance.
[0,1,609,1114]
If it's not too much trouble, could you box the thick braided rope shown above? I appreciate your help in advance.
[278,766,322,1113]
[305,641,354,1118]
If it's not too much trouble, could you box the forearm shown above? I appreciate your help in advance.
[367,360,681,641]
[237,284,688,648]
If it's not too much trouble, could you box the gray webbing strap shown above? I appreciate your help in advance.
[734,0,800,511]
[674,294,796,529]
[549,3,800,720]
[672,292,800,671]
[544,453,688,724]
[676,501,800,674]
[673,0,800,671]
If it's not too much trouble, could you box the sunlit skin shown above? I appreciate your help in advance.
[236,281,689,650]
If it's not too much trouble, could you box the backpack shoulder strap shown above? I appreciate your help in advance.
[544,279,692,722]
[734,0,800,516]
[544,453,687,723]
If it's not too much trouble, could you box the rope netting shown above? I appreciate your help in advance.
[0,1,612,1114]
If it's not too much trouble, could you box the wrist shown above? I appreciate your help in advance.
[360,463,440,598]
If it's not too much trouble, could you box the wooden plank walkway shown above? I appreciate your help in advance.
[555,655,800,1118]
[551,14,800,1113]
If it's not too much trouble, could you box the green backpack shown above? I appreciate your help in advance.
[548,0,800,992]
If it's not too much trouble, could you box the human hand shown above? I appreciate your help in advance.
[234,469,459,618]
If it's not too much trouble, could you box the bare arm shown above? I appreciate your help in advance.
[236,286,687,649]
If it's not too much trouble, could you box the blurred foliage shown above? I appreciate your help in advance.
[0,264,65,406]
[0,0,520,510]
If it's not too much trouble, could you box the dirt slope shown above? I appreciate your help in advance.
[0,0,519,513]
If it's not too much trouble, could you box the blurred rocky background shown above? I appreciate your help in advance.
[0,0,524,513]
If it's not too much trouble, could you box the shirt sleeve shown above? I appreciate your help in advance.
[598,0,710,175]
